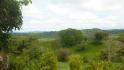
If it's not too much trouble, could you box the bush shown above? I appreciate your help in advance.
[57,48,71,62]
[9,48,58,70]
[86,61,111,70]
[40,51,58,70]
[86,61,123,70]
[100,39,124,62]
[100,50,109,61]
[69,55,82,70]
[59,28,83,47]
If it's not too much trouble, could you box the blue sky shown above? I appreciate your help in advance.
[18,0,124,32]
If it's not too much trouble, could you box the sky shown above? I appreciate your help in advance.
[18,0,124,32]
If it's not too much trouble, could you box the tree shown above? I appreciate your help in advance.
[59,28,83,47]
[0,0,31,69]
[93,32,108,43]
[0,0,31,51]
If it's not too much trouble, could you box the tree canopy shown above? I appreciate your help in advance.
[0,0,31,33]
[0,0,31,51]
[93,31,108,43]
[59,28,83,47]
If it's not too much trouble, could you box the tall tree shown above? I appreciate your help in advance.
[59,28,83,47]
[0,0,31,52]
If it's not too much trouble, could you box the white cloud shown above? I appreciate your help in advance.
[22,4,45,20]
[81,0,123,11]
[48,4,69,15]
[17,0,124,32]
[68,11,97,20]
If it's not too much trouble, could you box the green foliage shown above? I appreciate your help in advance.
[76,43,86,51]
[40,51,58,70]
[86,61,112,70]
[8,36,38,53]
[0,33,10,51]
[93,32,108,43]
[69,55,82,70]
[0,0,31,33]
[0,0,31,52]
[58,62,70,70]
[117,33,124,43]
[85,60,124,70]
[59,28,83,47]
[100,39,124,62]
[19,0,32,5]
[57,48,71,62]
[9,54,28,70]
[5,29,124,70]
[9,48,58,70]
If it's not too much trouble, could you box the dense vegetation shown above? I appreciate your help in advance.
[59,28,83,47]
[0,28,123,70]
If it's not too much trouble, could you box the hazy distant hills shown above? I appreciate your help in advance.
[12,29,124,38]
[104,29,124,33]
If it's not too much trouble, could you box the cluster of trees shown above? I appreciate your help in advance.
[59,28,109,47]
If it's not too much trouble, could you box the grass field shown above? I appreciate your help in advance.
[58,62,70,70]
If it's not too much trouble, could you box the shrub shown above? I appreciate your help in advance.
[100,39,124,62]
[57,48,71,62]
[86,60,123,70]
[9,54,28,70]
[69,54,82,70]
[40,51,58,70]
[100,50,109,61]
[86,61,111,70]
[9,48,58,70]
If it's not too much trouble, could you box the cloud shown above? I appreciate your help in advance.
[81,0,123,11]
[17,0,124,32]
[22,4,45,20]
[48,4,69,15]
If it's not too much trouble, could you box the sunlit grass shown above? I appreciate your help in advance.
[58,62,70,70]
